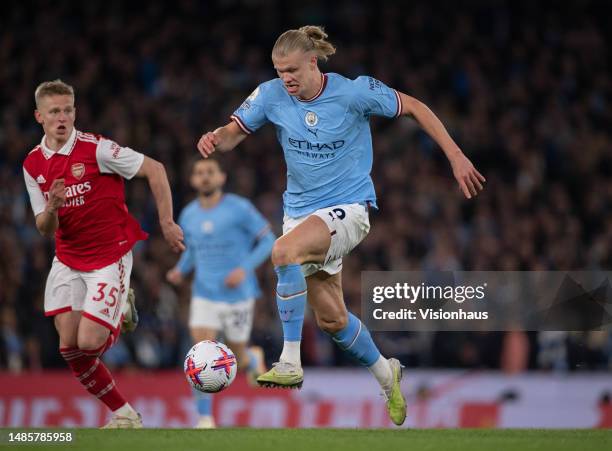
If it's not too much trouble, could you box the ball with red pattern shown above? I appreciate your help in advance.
[183,340,238,393]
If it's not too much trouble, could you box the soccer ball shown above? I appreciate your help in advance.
[184,340,238,393]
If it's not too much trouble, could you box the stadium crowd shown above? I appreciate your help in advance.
[1,0,611,372]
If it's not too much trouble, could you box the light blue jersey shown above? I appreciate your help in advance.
[231,73,402,217]
[176,194,275,303]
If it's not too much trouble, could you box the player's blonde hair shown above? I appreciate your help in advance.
[272,25,336,61]
[34,79,75,108]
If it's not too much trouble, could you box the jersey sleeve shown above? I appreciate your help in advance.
[240,199,272,240]
[351,76,402,119]
[230,84,269,134]
[23,166,47,216]
[176,244,195,275]
[176,210,195,274]
[238,199,274,271]
[96,137,145,179]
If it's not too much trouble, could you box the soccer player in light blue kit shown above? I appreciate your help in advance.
[166,158,275,428]
[197,26,485,426]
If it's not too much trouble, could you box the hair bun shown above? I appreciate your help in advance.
[299,25,328,42]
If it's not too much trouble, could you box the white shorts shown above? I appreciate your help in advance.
[189,297,255,343]
[44,252,133,333]
[283,203,371,277]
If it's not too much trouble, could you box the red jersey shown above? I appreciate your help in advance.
[23,129,148,271]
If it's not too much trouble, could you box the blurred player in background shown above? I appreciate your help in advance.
[22,79,185,428]
[197,25,485,426]
[166,158,274,428]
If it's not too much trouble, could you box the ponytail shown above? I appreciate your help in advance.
[272,25,336,61]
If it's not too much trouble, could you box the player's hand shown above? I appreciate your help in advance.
[166,268,184,285]
[47,178,66,211]
[224,267,246,288]
[197,132,219,158]
[449,153,486,199]
[161,221,186,252]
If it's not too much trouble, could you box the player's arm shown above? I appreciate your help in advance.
[135,157,185,252]
[34,178,65,237]
[241,227,275,271]
[167,248,194,285]
[398,92,486,199]
[241,202,276,272]
[96,138,185,251]
[225,201,276,288]
[23,166,64,237]
[167,222,194,285]
[197,121,248,158]
[224,229,275,288]
[198,83,269,158]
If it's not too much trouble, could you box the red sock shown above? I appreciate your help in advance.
[60,346,127,412]
[80,333,116,358]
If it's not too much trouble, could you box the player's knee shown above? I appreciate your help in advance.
[316,311,348,335]
[271,240,300,266]
[77,331,108,352]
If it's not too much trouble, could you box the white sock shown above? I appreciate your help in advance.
[368,356,393,392]
[279,341,301,366]
[113,402,138,419]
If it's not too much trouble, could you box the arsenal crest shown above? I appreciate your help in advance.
[71,163,85,180]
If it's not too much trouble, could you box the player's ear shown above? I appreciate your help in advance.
[309,54,318,69]
[34,109,43,124]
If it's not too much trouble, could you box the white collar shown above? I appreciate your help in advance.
[40,128,77,159]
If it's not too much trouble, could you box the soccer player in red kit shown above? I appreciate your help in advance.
[22,80,185,428]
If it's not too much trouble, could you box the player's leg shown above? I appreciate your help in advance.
[225,341,263,382]
[257,215,330,388]
[223,298,265,385]
[246,345,266,380]
[55,310,82,358]
[190,328,218,342]
[45,257,81,350]
[189,298,222,429]
[60,316,140,428]
[77,315,113,351]
[259,203,374,388]
[45,259,137,428]
[79,252,142,428]
[307,271,407,426]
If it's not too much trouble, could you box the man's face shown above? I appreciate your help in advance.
[272,50,317,97]
[190,160,226,196]
[34,95,75,143]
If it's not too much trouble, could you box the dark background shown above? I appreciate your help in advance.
[1,0,611,373]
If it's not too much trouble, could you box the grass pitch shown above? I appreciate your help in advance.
[2,429,610,451]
